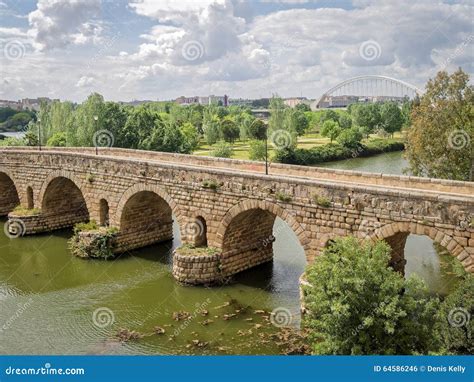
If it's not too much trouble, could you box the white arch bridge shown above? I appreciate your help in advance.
[316,75,422,108]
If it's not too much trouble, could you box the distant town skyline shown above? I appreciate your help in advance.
[0,0,472,103]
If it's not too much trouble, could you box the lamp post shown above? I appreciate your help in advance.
[265,121,268,175]
[93,115,98,155]
[37,117,41,151]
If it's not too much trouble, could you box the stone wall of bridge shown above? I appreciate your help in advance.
[0,148,473,284]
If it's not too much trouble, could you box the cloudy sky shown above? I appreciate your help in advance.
[0,0,472,102]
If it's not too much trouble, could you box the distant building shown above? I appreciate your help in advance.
[284,97,311,108]
[313,95,407,109]
[0,97,57,111]
[175,95,228,106]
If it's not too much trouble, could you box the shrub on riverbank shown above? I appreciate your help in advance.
[273,139,404,165]
[69,221,118,259]
[302,237,441,355]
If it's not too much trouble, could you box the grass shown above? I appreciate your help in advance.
[12,205,41,216]
[176,244,220,256]
[194,132,405,161]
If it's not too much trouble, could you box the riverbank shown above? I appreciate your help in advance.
[273,138,404,165]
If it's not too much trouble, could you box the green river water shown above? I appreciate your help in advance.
[0,151,460,355]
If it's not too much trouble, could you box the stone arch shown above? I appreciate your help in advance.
[26,186,34,209]
[216,200,311,275]
[113,183,183,253]
[0,171,20,216]
[38,170,93,215]
[370,222,472,274]
[99,199,109,226]
[40,173,90,230]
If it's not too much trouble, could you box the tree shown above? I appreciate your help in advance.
[303,237,440,355]
[435,275,473,354]
[338,113,352,130]
[46,132,67,147]
[353,103,381,137]
[320,109,339,125]
[249,140,266,161]
[179,122,199,153]
[211,141,233,158]
[122,105,159,149]
[406,69,473,181]
[296,103,311,112]
[102,102,128,148]
[245,117,267,140]
[221,118,240,143]
[380,102,403,137]
[337,127,363,149]
[320,120,341,142]
[293,109,309,135]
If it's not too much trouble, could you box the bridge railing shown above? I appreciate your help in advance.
[1,147,472,196]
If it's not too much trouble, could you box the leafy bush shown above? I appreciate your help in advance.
[303,237,440,355]
[211,141,233,158]
[336,127,363,149]
[273,140,404,165]
[249,140,267,161]
[46,132,67,147]
[435,275,474,354]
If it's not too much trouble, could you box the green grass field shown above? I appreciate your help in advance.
[194,132,405,161]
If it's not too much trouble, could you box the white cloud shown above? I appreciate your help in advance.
[76,75,95,87]
[27,0,102,51]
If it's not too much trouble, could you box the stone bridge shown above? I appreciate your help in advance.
[1,147,473,284]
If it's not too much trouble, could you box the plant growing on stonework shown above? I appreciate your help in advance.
[69,221,118,259]
[12,205,41,216]
[201,179,220,190]
[86,173,95,183]
[275,191,292,202]
[302,237,441,355]
[313,194,331,207]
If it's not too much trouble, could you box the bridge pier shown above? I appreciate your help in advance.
[383,231,409,275]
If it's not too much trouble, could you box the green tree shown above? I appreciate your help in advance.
[320,120,341,143]
[337,127,363,149]
[303,237,440,355]
[72,93,105,146]
[296,103,311,112]
[246,118,267,140]
[353,103,381,137]
[122,105,158,149]
[102,102,128,148]
[320,109,339,125]
[221,118,240,143]
[180,122,199,153]
[435,275,473,354]
[338,113,352,130]
[406,69,474,181]
[46,132,67,147]
[249,140,267,161]
[380,102,403,137]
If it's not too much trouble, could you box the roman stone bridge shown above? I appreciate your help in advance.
[1,147,473,284]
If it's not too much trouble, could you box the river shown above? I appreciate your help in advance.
[0,151,460,355]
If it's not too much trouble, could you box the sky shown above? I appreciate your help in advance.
[0,0,472,102]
